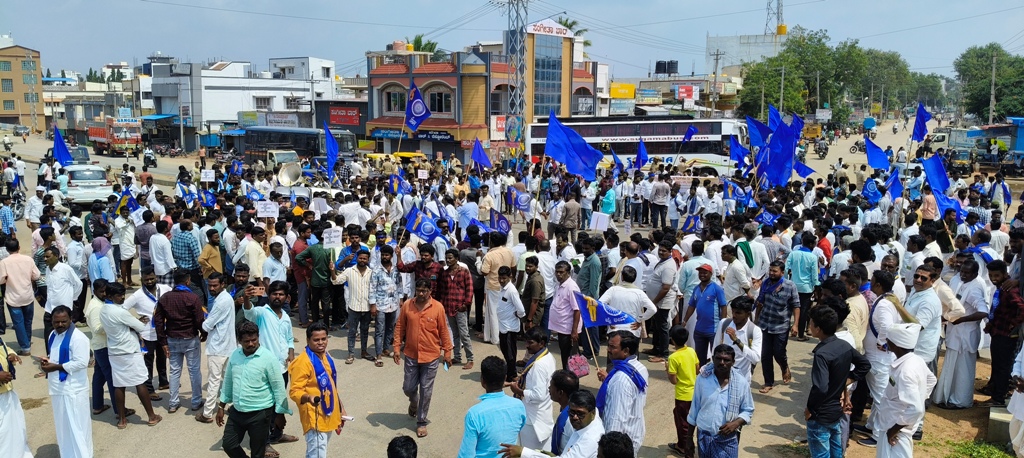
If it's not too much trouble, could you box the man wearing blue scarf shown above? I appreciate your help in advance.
[685,345,754,458]
[289,322,346,458]
[596,331,648,456]
[42,305,93,458]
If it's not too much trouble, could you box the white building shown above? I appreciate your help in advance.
[148,56,336,150]
[102,62,134,82]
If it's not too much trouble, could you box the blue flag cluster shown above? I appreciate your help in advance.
[471,138,492,173]
[574,292,636,328]
[544,111,603,181]
[405,207,440,243]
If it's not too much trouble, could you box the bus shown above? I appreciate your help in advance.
[526,116,747,176]
[242,126,358,166]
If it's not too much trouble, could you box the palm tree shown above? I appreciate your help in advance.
[405,34,449,62]
[557,16,592,54]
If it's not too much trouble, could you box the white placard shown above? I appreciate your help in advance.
[311,197,331,216]
[417,169,429,180]
[200,170,215,182]
[322,227,343,249]
[130,207,147,226]
[256,201,278,218]
[588,212,611,231]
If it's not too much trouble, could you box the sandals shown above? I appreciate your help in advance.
[648,356,667,363]
[345,356,355,365]
[147,415,163,426]
[374,359,384,367]
[117,420,129,430]
[759,385,774,394]
[416,426,428,438]
[92,405,111,415]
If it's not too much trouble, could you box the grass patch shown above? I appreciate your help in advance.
[20,397,45,410]
[762,443,810,458]
[943,440,1012,458]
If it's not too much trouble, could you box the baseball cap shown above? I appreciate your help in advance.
[696,264,713,273]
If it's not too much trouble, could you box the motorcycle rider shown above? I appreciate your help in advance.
[2,134,11,150]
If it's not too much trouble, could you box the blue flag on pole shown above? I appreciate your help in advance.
[721,179,748,207]
[921,154,951,194]
[389,174,412,195]
[508,186,533,212]
[405,207,441,243]
[862,178,883,205]
[933,190,967,224]
[116,188,141,214]
[489,209,511,233]
[200,189,216,208]
[762,120,796,187]
[468,218,492,235]
[865,137,890,170]
[611,149,625,178]
[912,102,932,143]
[680,215,701,234]
[574,292,636,328]
[635,138,649,171]
[755,210,780,226]
[794,162,815,178]
[885,173,904,203]
[471,138,491,173]
[746,116,773,155]
[682,125,698,143]
[230,160,244,176]
[52,128,74,167]
[177,183,196,205]
[768,105,784,132]
[544,111,603,181]
[246,188,265,202]
[324,120,339,183]
[729,136,749,164]
[405,82,432,132]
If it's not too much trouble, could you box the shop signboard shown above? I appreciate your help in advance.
[635,89,662,105]
[329,106,360,126]
[238,111,259,127]
[264,112,299,128]
[609,82,636,99]
[370,128,409,139]
[415,130,455,142]
[610,99,636,115]
[490,115,506,141]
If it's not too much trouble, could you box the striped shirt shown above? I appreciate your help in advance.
[170,231,201,270]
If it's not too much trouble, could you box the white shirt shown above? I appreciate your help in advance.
[946,276,987,352]
[497,281,526,333]
[712,318,763,377]
[537,251,558,300]
[523,416,605,458]
[149,232,176,276]
[122,284,170,342]
[44,263,83,314]
[100,301,147,356]
[865,296,899,363]
[203,291,238,357]
[601,357,647,455]
[723,259,752,301]
[901,251,925,287]
[598,284,657,336]
[521,350,556,441]
[337,266,373,312]
[903,288,942,361]
[875,352,936,437]
[46,328,91,396]
[991,229,1010,257]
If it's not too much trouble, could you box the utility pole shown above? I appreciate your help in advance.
[880,84,885,121]
[815,71,820,109]
[779,66,785,111]
[760,83,765,120]
[989,51,997,124]
[709,49,723,117]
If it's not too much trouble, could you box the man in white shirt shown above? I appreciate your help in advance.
[721,246,752,302]
[197,272,236,423]
[901,236,927,290]
[596,331,648,456]
[100,282,162,429]
[149,221,177,286]
[853,271,901,442]
[711,296,763,378]
[502,390,605,458]
[41,305,93,458]
[44,247,84,322]
[507,328,556,450]
[869,323,936,456]
[599,266,656,338]
[932,260,987,409]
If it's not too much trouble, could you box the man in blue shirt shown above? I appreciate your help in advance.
[785,236,821,341]
[684,345,754,458]
[682,264,727,367]
[457,356,526,458]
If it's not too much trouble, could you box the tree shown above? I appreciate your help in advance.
[45,68,51,78]
[60,69,66,79]
[954,43,1024,121]
[557,16,592,50]
[738,52,805,117]
[405,34,448,62]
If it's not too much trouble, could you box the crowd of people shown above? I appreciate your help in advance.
[0,146,1021,458]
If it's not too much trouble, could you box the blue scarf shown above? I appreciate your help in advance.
[47,328,75,382]
[552,406,570,455]
[963,243,996,265]
[306,346,338,417]
[174,285,192,293]
[990,289,1001,322]
[596,357,647,416]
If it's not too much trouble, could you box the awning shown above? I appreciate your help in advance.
[220,129,245,136]
[140,114,178,121]
[635,106,670,116]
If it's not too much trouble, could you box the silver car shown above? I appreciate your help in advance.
[65,165,114,203]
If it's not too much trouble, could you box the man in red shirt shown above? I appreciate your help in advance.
[438,248,474,369]
[397,244,444,300]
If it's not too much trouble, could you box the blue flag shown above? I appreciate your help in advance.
[721,179,748,207]
[680,215,701,234]
[921,154,951,194]
[467,218,492,235]
[116,188,141,214]
[635,138,649,171]
[471,138,491,173]
[768,105,783,132]
[246,188,265,201]
[746,116,773,162]
[682,125,698,143]
[508,187,533,212]
[762,120,796,187]
[389,174,412,195]
[885,173,904,203]
[52,128,74,167]
[933,190,967,224]
[200,189,216,208]
[862,178,883,205]
[754,210,779,227]
[489,209,511,234]
[794,162,815,178]
[544,111,603,181]
[405,207,441,243]
[574,292,636,328]
[912,102,932,143]
[865,137,890,170]
[178,183,196,205]
[289,188,297,205]
[230,160,244,176]
[729,136,749,164]
[405,81,432,132]
[611,149,625,179]
[324,121,339,183]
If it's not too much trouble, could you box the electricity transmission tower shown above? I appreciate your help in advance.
[495,0,528,145]
[765,0,784,35]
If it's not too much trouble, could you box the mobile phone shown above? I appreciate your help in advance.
[253,287,266,296]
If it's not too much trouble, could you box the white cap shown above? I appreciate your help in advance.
[35,186,46,192]
[886,323,921,350]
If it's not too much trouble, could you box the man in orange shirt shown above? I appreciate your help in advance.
[289,322,347,458]
[393,279,453,438]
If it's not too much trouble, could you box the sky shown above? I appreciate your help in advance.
[4,0,1024,80]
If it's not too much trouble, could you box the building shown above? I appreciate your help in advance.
[0,36,44,131]
[42,81,132,131]
[706,33,788,79]
[101,62,134,82]
[364,20,603,160]
[62,91,133,145]
[146,55,337,150]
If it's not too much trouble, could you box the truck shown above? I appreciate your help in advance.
[87,117,142,156]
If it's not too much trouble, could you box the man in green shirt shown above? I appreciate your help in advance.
[296,226,336,329]
[577,238,603,360]
[217,321,291,458]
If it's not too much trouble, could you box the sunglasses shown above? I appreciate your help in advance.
[913,274,932,281]
[567,409,590,419]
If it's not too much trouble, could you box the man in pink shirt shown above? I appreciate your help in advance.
[548,260,582,370]
[920,185,938,222]
[0,238,41,354]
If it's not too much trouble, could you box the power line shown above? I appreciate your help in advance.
[583,52,648,71]
[532,1,704,51]
[138,0,498,31]
[585,0,826,30]
[855,5,1024,40]
[530,2,705,55]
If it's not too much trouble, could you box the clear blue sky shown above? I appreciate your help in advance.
[4,0,1023,79]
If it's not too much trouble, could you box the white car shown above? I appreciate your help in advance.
[65,164,114,203]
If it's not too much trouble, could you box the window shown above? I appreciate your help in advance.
[22,74,36,85]
[285,97,302,110]
[255,96,272,110]
[286,67,294,74]
[490,87,510,115]
[315,92,324,99]
[23,93,38,103]
[0,61,9,72]
[384,88,406,113]
[2,100,12,111]
[1,79,11,93]
[141,91,152,100]
[21,60,35,71]
[322,67,331,79]
[533,35,563,118]
[428,91,452,113]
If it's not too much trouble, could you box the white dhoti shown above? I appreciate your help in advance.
[484,289,502,344]
[930,348,977,408]
[52,393,93,458]
[864,361,891,432]
[874,430,914,458]
[520,424,553,451]
[108,353,148,388]
[0,390,33,458]
[1011,418,1024,458]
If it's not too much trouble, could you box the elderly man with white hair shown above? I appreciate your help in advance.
[871,322,936,458]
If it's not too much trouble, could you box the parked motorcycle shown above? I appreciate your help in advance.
[167,147,185,158]
[849,139,866,154]
[11,189,25,221]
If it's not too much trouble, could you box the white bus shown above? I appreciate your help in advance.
[526,116,747,176]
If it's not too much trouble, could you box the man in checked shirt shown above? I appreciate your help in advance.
[439,248,475,369]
